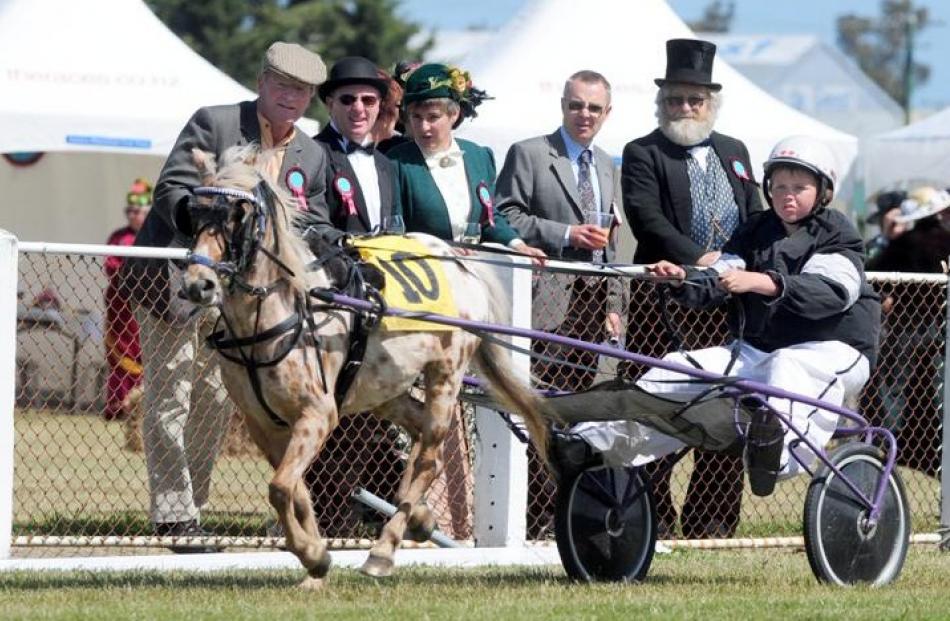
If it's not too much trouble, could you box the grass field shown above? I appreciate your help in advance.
[12,409,944,549]
[1,547,949,619]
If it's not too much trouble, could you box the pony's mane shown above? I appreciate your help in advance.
[212,144,312,293]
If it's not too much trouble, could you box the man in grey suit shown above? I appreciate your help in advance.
[124,42,331,549]
[496,70,624,389]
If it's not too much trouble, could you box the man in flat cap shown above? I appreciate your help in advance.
[621,39,763,541]
[124,41,331,550]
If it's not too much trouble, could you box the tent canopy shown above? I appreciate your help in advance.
[864,106,950,195]
[457,0,858,191]
[0,0,256,156]
[703,33,903,140]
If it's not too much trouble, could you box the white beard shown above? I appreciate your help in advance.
[660,116,716,147]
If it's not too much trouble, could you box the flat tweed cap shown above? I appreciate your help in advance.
[262,42,327,87]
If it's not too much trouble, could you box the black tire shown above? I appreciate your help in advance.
[803,442,910,586]
[554,463,656,582]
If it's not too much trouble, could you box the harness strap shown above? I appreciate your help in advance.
[207,305,309,429]
[209,312,301,350]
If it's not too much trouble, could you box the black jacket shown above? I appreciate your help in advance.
[313,125,399,234]
[623,128,763,263]
[676,208,882,368]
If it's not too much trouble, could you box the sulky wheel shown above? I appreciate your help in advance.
[803,442,910,586]
[554,463,656,582]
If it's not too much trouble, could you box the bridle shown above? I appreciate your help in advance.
[187,182,297,299]
[185,181,325,428]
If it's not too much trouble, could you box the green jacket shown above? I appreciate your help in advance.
[388,138,519,245]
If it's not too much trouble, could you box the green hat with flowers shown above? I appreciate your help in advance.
[402,63,491,125]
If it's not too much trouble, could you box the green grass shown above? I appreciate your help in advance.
[1,548,950,619]
[14,410,274,535]
[13,410,943,545]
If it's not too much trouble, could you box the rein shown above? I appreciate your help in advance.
[188,183,330,428]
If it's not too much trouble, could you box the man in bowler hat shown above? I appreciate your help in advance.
[308,56,405,536]
[314,56,400,234]
[623,39,763,539]
[125,41,332,549]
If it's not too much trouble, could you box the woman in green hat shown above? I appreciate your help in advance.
[387,63,544,257]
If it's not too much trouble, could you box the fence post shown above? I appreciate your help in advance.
[942,275,950,531]
[0,230,19,559]
[473,254,531,547]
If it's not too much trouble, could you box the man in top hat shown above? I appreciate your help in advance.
[314,56,400,234]
[124,41,331,549]
[622,39,763,540]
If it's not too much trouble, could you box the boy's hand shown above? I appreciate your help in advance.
[696,251,721,267]
[647,260,686,282]
[718,270,778,296]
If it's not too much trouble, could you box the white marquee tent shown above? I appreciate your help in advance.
[457,0,858,196]
[863,106,950,195]
[0,0,307,243]
[702,33,903,140]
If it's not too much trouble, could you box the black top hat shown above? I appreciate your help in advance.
[655,38,722,91]
[318,56,389,102]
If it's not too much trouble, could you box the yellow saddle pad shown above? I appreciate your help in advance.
[351,235,459,331]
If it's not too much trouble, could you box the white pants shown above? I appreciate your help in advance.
[574,340,869,479]
[135,306,231,524]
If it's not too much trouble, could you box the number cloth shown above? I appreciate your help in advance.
[351,235,459,331]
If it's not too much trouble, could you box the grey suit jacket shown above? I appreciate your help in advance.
[496,129,626,331]
[126,100,333,320]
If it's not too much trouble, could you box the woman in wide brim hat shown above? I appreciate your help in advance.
[386,63,543,257]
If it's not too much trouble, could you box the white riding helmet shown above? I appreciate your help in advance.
[763,135,839,209]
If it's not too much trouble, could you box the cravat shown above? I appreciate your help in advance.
[577,149,597,213]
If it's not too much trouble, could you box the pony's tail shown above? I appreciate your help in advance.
[473,340,550,468]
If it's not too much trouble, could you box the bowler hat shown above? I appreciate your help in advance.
[655,38,722,91]
[261,41,327,87]
[318,56,389,102]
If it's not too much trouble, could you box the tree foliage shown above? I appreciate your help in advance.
[686,0,734,34]
[146,0,432,118]
[836,0,930,110]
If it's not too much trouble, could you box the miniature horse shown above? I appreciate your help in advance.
[178,145,549,589]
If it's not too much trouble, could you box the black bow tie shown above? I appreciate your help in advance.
[344,141,375,155]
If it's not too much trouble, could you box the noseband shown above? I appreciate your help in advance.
[188,183,295,298]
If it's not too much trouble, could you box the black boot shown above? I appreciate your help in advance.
[154,519,223,554]
[743,399,784,497]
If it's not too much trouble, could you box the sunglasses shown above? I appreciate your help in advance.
[565,100,606,115]
[664,95,707,108]
[336,94,380,107]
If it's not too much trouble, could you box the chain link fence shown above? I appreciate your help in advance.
[9,249,946,557]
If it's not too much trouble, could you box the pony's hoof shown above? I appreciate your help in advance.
[405,521,436,543]
[406,507,436,543]
[360,554,394,578]
[304,549,332,579]
[298,575,325,591]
